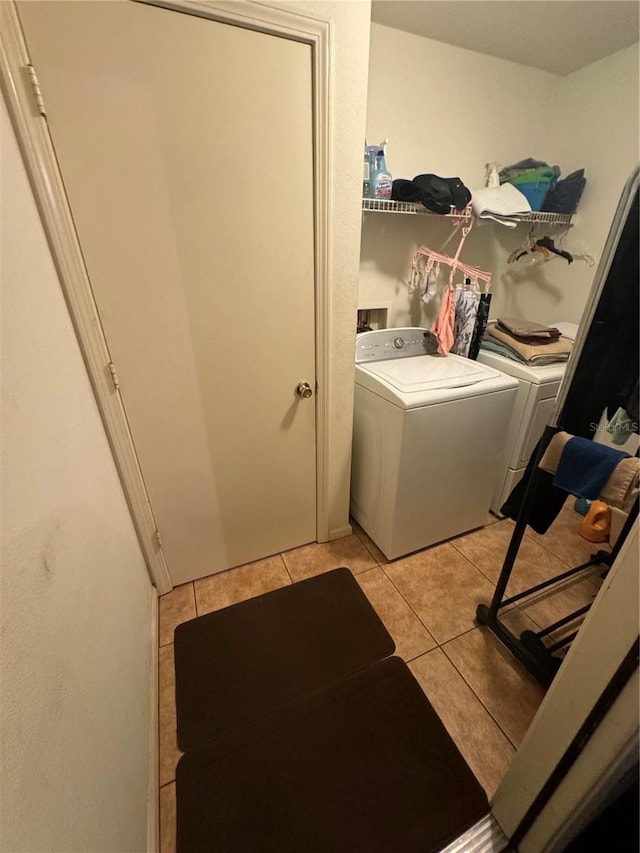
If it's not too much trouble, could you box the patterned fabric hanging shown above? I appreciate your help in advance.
[451,283,480,357]
[408,218,492,355]
[468,293,492,360]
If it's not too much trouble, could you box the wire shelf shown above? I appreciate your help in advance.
[517,211,574,225]
[361,198,574,226]
[362,198,472,218]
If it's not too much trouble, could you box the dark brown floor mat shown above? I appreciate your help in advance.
[174,567,395,750]
[176,656,489,853]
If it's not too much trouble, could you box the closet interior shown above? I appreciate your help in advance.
[360,18,638,332]
[357,14,639,681]
[477,170,639,685]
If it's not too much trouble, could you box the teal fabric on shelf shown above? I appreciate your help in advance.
[479,340,524,363]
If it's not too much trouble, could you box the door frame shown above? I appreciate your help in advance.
[1,0,332,594]
[491,520,639,851]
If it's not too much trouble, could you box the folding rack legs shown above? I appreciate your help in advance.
[476,425,638,686]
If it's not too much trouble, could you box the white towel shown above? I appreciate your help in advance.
[471,184,532,228]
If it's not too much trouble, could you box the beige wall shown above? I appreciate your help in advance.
[0,94,154,852]
[510,44,639,325]
[362,23,639,329]
[366,24,560,186]
[263,0,372,536]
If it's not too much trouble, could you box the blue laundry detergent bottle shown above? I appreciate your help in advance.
[371,149,392,199]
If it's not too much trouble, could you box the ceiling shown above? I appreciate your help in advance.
[370,1,640,75]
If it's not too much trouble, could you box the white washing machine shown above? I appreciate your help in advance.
[351,328,518,560]
[476,350,566,514]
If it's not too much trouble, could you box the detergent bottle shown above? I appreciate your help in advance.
[362,143,371,198]
[485,162,500,188]
[371,148,392,199]
[579,500,611,543]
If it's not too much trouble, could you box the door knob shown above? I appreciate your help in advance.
[296,381,313,399]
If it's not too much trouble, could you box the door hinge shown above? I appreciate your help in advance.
[107,361,120,390]
[154,529,163,549]
[26,64,47,118]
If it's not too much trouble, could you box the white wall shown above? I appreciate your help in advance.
[0,94,154,852]
[263,0,372,537]
[362,23,559,329]
[366,24,560,186]
[508,43,639,325]
[362,23,639,329]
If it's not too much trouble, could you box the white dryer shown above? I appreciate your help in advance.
[476,350,567,514]
[351,328,518,560]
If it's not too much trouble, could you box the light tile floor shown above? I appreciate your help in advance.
[158,504,606,852]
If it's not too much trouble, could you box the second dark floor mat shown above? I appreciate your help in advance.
[176,656,489,853]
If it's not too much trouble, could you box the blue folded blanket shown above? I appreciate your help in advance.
[479,340,524,363]
[554,437,629,499]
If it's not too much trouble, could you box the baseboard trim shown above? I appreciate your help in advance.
[327,524,353,541]
[147,590,159,853]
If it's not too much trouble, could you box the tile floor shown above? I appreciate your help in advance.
[157,504,606,853]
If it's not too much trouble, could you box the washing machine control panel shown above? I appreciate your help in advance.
[355,328,436,363]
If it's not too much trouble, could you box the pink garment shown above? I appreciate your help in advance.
[431,283,456,354]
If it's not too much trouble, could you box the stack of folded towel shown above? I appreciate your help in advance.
[481,317,573,365]
[540,431,639,512]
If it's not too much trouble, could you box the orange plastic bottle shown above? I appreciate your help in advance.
[579,500,611,543]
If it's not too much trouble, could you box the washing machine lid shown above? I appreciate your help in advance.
[356,352,518,408]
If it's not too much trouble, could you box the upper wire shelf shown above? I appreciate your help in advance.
[361,198,574,226]
[362,198,472,218]
[517,210,575,225]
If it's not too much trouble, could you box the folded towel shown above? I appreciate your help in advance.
[483,336,569,366]
[554,437,629,500]
[479,340,526,363]
[540,432,640,511]
[471,185,531,227]
[496,317,561,341]
[600,456,640,511]
[496,328,561,345]
[539,431,572,474]
[484,324,572,365]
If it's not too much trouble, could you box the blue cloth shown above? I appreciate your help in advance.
[554,437,629,499]
[479,340,524,363]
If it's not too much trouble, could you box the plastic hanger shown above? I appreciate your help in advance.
[508,228,594,268]
[535,236,573,264]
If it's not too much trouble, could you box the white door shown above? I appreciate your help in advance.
[18,1,317,585]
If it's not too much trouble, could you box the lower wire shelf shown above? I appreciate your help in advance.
[476,549,613,687]
[476,497,637,688]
